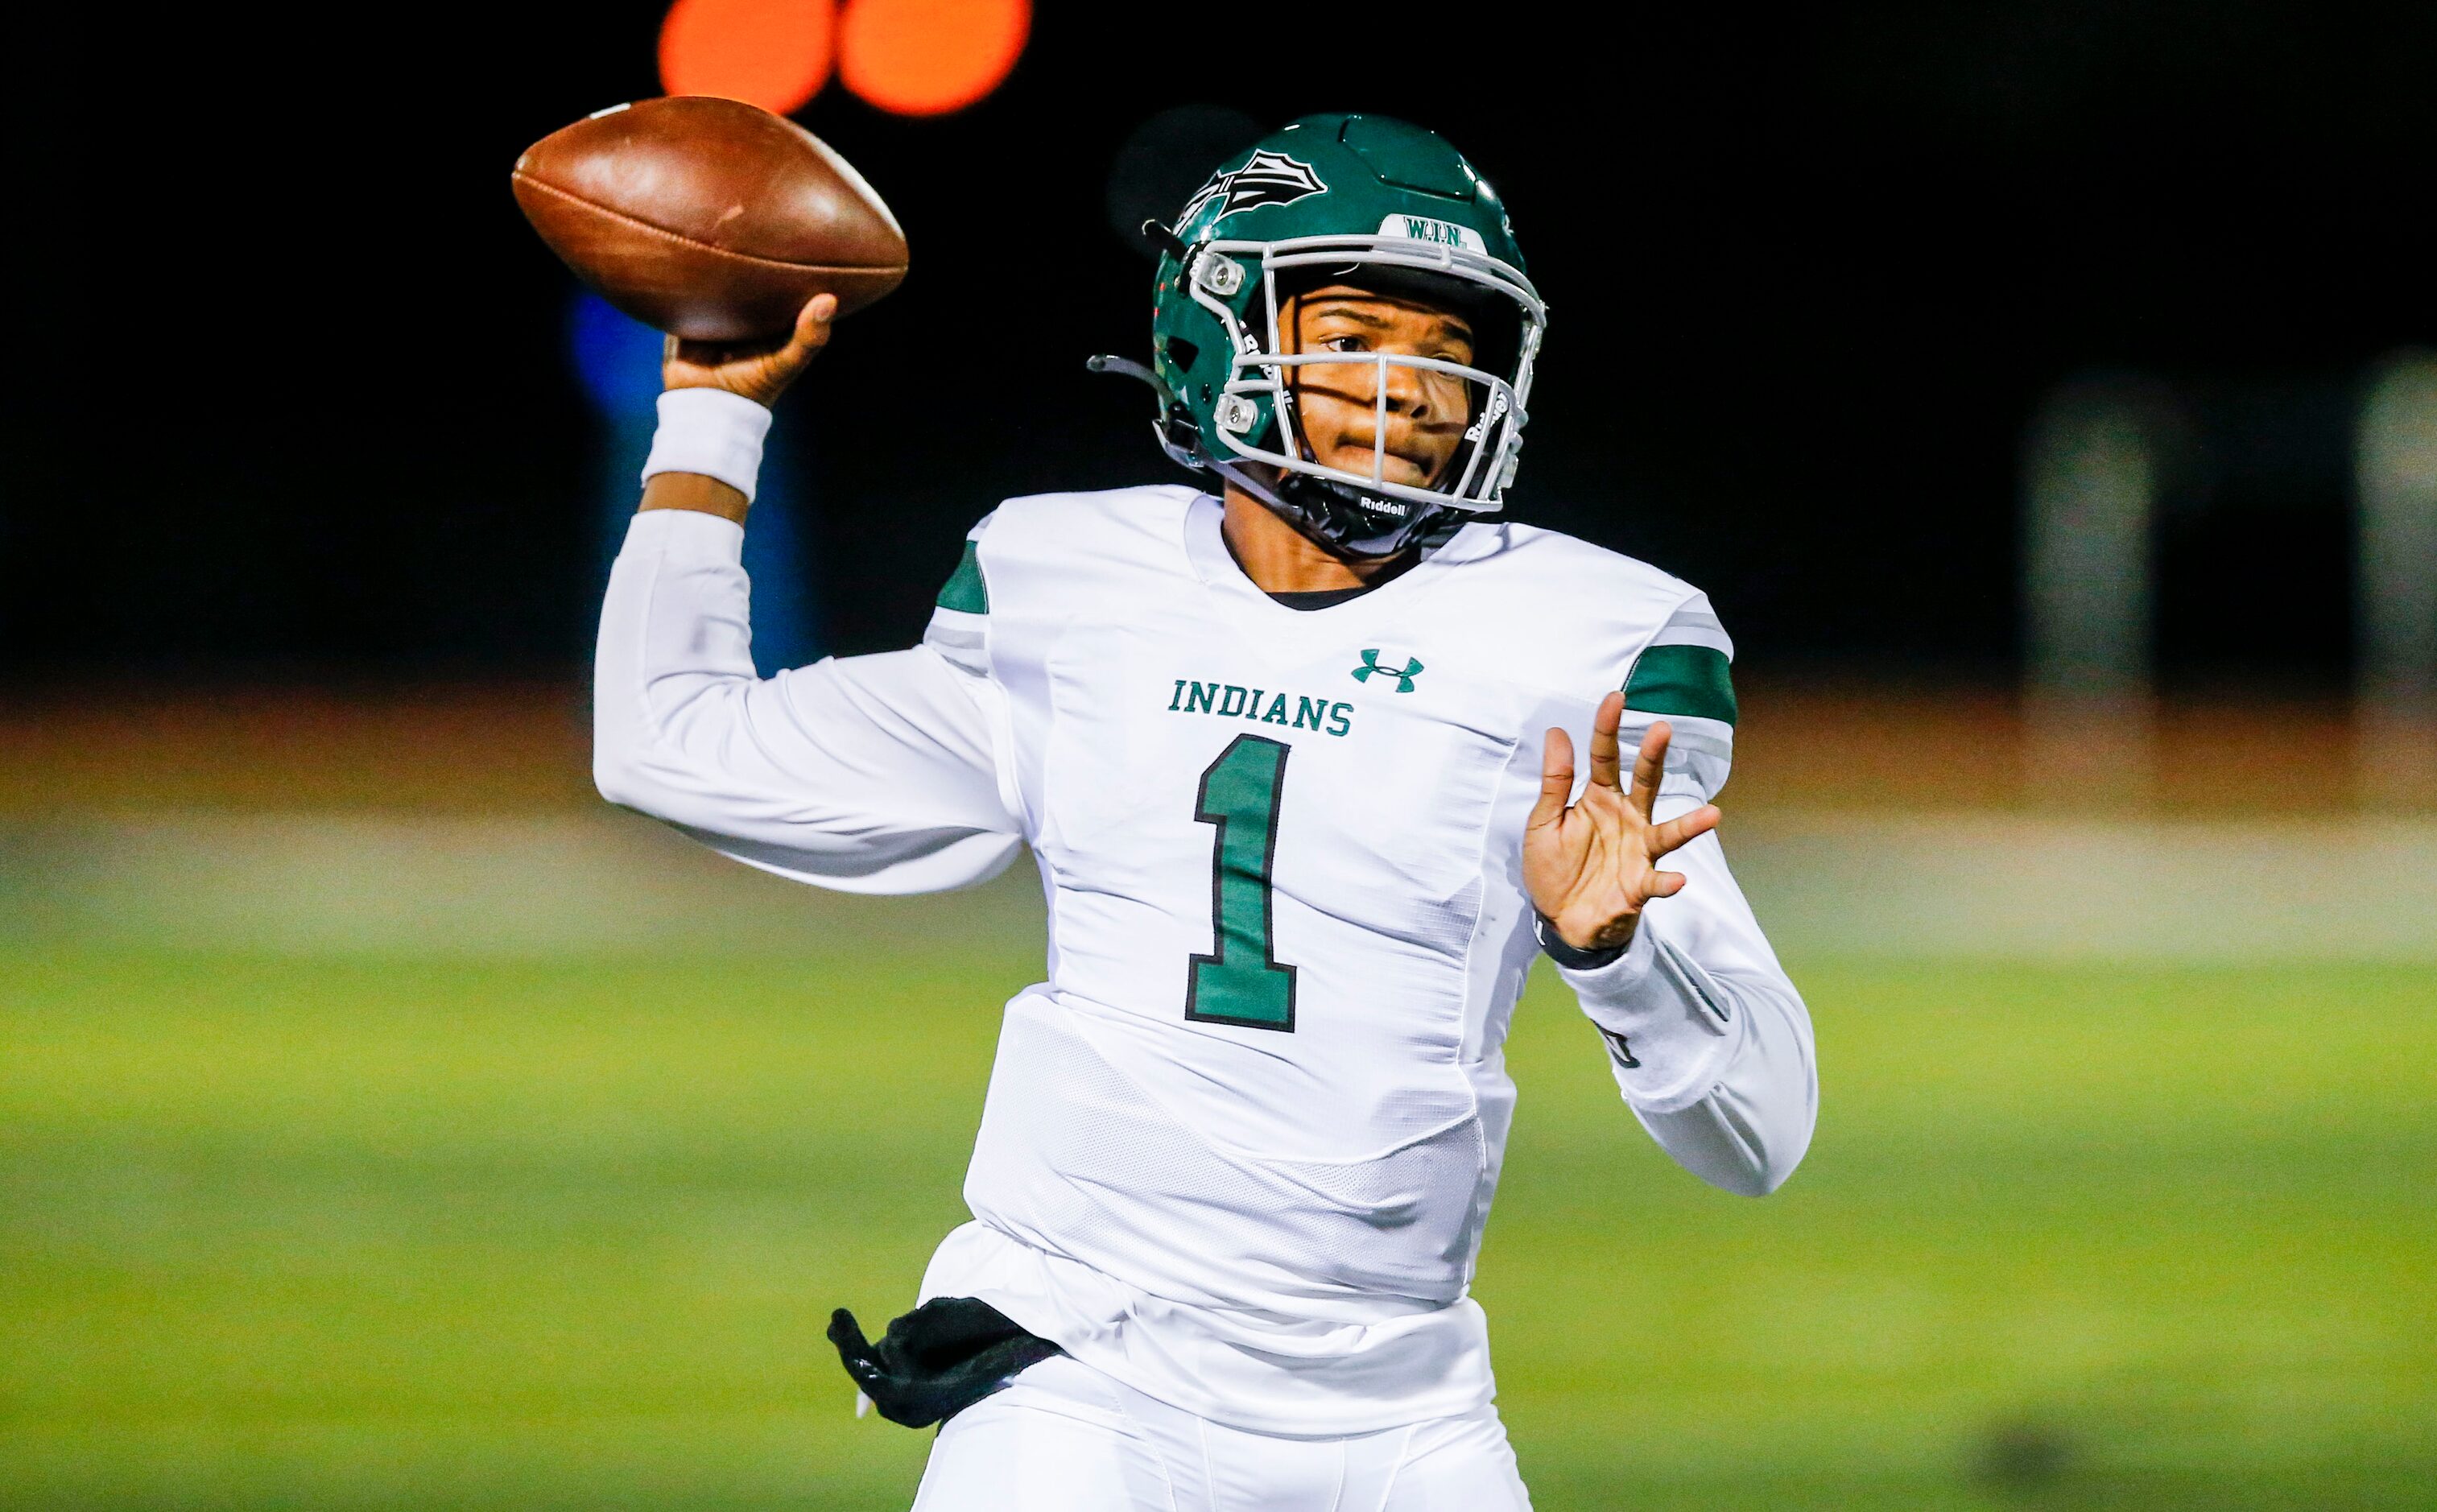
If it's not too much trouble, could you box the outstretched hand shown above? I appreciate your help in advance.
[663,293,836,408]
[1523,692,1720,954]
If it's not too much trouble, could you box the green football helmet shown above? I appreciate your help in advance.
[1126,114,1547,557]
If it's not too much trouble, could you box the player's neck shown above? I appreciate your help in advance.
[1220,486,1415,594]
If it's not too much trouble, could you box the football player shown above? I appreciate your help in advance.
[594,114,1816,1509]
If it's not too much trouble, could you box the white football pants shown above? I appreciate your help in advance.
[911,1355,1533,1511]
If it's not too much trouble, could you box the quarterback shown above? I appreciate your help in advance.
[593,115,1816,1508]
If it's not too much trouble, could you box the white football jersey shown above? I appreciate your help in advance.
[595,479,1815,1436]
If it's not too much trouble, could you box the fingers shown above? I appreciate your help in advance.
[746,293,836,395]
[1646,803,1720,859]
[660,330,717,384]
[663,294,833,378]
[1528,726,1574,830]
[1629,720,1672,821]
[1646,870,1688,900]
[1587,692,1625,791]
[669,333,750,370]
[789,292,838,356]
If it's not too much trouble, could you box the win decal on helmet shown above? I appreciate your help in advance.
[1094,114,1548,559]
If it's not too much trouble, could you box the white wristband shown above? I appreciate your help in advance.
[640,388,773,504]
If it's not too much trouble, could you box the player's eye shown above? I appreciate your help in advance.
[1320,333,1369,353]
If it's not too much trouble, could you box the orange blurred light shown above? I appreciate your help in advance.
[659,0,836,116]
[839,0,1027,117]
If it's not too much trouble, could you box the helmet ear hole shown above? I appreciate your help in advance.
[1163,337,1200,372]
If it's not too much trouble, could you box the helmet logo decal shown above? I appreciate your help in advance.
[1352,650,1425,693]
[1181,150,1328,223]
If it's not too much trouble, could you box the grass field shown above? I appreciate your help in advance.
[4,942,2433,1510]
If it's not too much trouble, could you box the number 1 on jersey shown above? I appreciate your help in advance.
[1187,735,1298,1032]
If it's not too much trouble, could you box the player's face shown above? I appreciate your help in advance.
[1280,284,1477,491]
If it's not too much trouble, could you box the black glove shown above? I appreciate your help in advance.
[828,1295,1063,1428]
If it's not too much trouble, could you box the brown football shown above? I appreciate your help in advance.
[512,96,907,341]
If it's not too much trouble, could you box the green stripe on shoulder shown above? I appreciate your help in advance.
[934,541,989,615]
[1623,643,1736,726]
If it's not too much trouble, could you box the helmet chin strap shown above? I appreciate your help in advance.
[1215,459,1452,563]
[1213,458,1296,514]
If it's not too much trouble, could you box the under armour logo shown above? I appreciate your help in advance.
[1352,650,1424,692]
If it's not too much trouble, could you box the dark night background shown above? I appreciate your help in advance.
[15,1,2433,688]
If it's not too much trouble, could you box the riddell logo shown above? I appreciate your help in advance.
[1181,151,1328,223]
